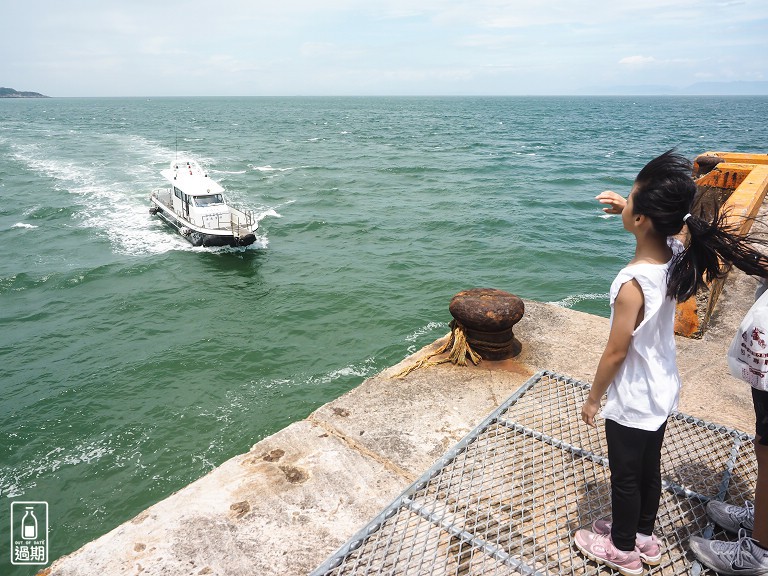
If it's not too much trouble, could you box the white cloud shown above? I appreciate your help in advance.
[299,42,363,60]
[200,55,262,75]
[1,0,767,95]
[619,55,657,66]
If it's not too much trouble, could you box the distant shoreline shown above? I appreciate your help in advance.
[0,87,49,98]
[4,94,767,100]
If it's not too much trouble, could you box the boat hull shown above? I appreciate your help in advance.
[149,202,256,247]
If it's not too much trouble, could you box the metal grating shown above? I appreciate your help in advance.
[310,370,758,576]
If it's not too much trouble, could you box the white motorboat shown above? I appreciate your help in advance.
[149,159,258,247]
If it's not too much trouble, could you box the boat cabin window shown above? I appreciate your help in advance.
[192,194,224,207]
[174,187,183,199]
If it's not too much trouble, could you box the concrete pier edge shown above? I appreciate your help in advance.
[40,283,760,576]
[40,152,768,576]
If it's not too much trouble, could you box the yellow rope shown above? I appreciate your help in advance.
[394,321,482,378]
[446,321,482,367]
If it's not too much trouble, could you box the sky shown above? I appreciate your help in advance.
[1,0,767,97]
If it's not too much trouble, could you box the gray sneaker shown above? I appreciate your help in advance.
[689,529,768,576]
[707,500,755,534]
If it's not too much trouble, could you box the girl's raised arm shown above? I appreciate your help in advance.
[596,190,627,214]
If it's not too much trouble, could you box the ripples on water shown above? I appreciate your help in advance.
[1,96,766,571]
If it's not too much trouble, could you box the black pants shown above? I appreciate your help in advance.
[753,388,768,445]
[605,418,667,551]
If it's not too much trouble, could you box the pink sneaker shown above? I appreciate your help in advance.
[574,529,644,576]
[592,519,662,565]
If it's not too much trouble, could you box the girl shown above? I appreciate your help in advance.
[573,150,768,576]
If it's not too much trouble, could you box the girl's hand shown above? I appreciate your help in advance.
[596,190,627,214]
[581,397,601,428]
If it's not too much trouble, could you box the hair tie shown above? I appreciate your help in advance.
[683,213,692,223]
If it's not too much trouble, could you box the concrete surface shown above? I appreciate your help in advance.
[40,152,768,575]
[39,262,761,576]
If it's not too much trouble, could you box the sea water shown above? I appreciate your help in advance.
[1,95,767,572]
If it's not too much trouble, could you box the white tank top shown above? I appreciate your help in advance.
[600,241,682,431]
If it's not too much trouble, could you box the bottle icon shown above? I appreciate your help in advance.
[21,507,38,540]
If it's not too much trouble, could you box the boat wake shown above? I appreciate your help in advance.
[252,164,293,172]
[0,432,124,499]
[6,136,282,256]
[548,292,608,308]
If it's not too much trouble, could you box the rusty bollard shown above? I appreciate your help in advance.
[448,288,525,361]
[395,288,525,377]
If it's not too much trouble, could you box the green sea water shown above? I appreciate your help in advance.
[1,96,767,572]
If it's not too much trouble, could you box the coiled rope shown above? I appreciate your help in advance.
[395,320,481,378]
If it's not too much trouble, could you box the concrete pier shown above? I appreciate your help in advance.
[41,270,760,576]
[42,151,768,575]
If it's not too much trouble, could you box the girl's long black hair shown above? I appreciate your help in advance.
[632,149,768,303]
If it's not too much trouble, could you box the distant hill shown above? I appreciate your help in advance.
[578,80,768,96]
[680,81,768,96]
[0,87,49,98]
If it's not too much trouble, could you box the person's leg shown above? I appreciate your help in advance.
[753,388,768,545]
[753,439,768,545]
[605,419,644,551]
[690,389,768,574]
[705,389,767,535]
[574,419,644,575]
[637,421,667,537]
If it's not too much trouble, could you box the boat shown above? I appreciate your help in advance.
[149,159,258,247]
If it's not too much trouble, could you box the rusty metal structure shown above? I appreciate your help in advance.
[675,152,768,337]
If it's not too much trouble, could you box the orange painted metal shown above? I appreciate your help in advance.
[674,153,768,337]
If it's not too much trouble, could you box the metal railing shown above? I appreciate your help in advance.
[311,371,756,576]
[151,189,256,237]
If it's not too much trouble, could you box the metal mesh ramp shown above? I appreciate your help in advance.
[310,371,757,576]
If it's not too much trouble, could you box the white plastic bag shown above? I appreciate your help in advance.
[728,288,768,390]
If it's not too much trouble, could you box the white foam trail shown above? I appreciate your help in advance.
[306,358,378,386]
[256,208,281,222]
[252,165,293,172]
[405,321,449,354]
[405,321,448,342]
[186,235,270,253]
[0,435,117,498]
[9,139,278,255]
[549,293,608,308]
[11,222,37,229]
